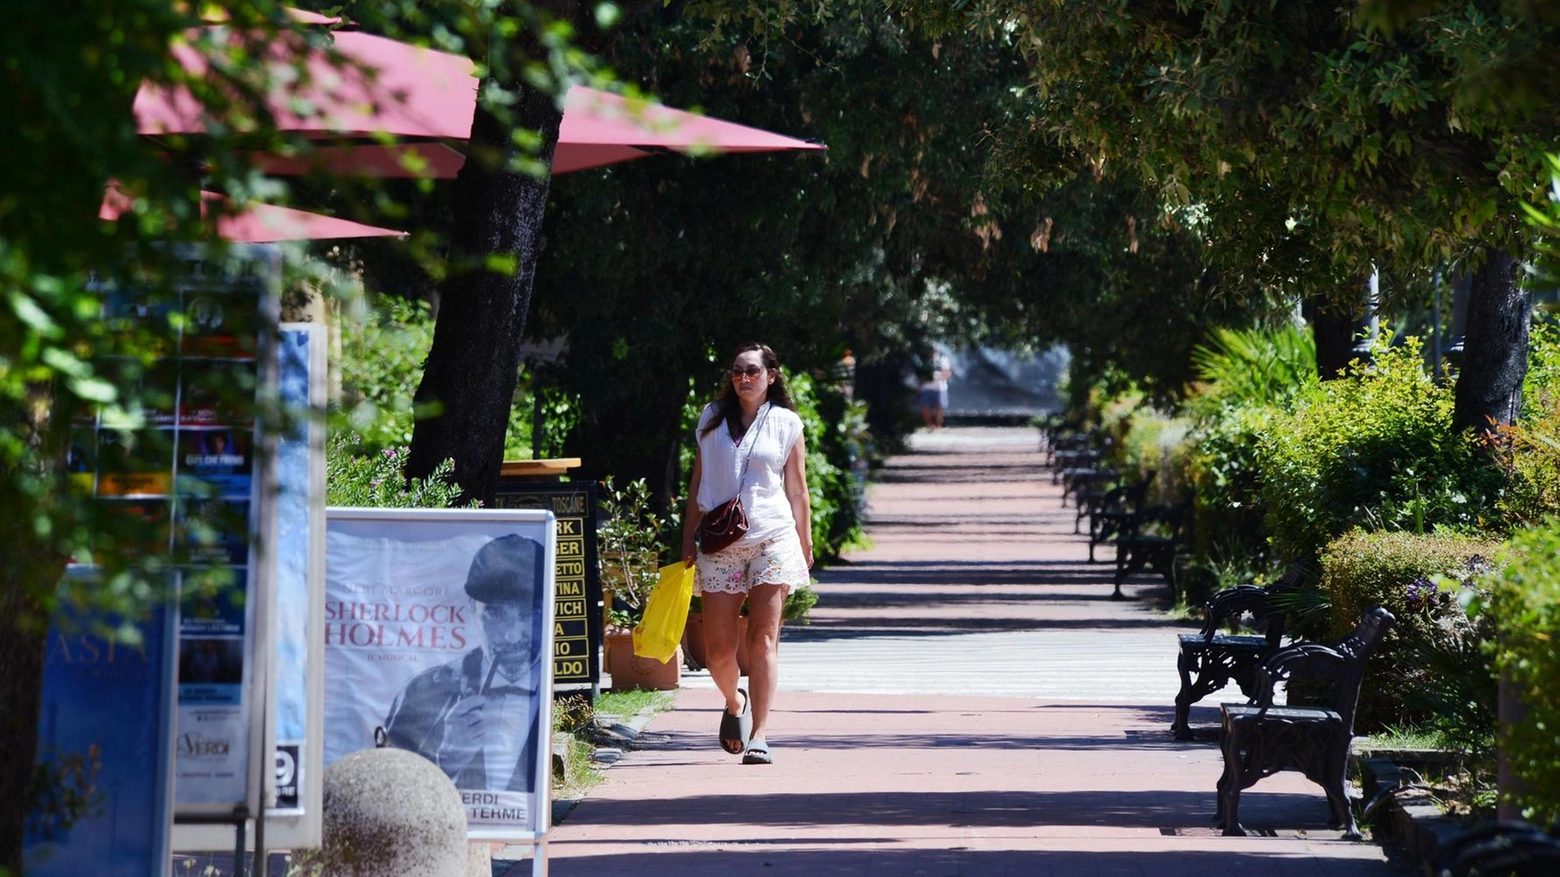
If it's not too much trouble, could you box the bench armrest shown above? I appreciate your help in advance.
[1200,585,1274,639]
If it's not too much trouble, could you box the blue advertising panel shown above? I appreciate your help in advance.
[24,587,177,877]
[265,324,326,846]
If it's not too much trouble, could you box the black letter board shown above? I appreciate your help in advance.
[491,480,601,691]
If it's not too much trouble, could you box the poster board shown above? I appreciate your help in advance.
[23,573,178,877]
[492,480,601,691]
[79,244,279,850]
[323,509,557,845]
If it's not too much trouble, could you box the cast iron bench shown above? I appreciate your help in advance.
[1086,472,1155,560]
[1172,566,1304,741]
[1062,465,1118,511]
[1036,414,1073,461]
[1053,448,1103,487]
[1110,499,1190,599]
[1215,606,1396,839]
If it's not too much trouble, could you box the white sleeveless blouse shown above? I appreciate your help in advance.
[695,402,805,547]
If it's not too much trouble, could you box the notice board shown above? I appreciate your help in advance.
[491,481,601,691]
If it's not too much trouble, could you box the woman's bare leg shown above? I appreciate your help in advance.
[700,590,747,715]
[744,583,788,740]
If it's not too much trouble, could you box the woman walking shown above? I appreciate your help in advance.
[681,343,813,765]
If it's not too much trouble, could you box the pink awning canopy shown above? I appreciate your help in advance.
[134,25,825,178]
[100,187,406,243]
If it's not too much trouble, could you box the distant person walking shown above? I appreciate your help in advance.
[919,351,953,430]
[681,343,813,766]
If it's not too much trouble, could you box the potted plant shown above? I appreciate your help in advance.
[597,477,681,690]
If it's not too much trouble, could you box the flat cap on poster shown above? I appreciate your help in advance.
[463,534,542,603]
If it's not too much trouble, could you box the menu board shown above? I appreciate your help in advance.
[491,482,600,689]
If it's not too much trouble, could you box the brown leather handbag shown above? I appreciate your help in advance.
[697,494,749,554]
[697,405,768,554]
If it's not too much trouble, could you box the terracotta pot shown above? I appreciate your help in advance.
[604,629,681,691]
[682,611,708,670]
[684,615,781,677]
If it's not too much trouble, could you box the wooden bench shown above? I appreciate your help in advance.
[1172,566,1303,740]
[1215,606,1395,839]
[1433,820,1560,877]
[1110,500,1190,599]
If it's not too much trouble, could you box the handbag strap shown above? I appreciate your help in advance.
[731,403,770,497]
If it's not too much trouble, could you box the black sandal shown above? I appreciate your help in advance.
[742,736,772,765]
[718,688,751,755]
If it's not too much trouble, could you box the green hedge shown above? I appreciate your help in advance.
[326,434,468,508]
[1496,323,1560,524]
[788,370,868,560]
[1483,522,1560,824]
[1189,404,1279,579]
[1320,529,1498,733]
[1260,337,1499,564]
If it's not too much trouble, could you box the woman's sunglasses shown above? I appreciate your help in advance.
[730,365,769,379]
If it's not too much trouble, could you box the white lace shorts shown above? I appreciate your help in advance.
[696,531,809,595]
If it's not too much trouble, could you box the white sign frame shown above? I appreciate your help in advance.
[324,507,557,851]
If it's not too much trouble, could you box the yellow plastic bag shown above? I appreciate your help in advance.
[632,561,695,663]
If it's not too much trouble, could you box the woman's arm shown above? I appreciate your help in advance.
[680,449,703,566]
[784,435,813,568]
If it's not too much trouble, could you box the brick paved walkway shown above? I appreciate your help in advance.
[525,427,1402,876]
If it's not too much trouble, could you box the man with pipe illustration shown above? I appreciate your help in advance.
[382,534,543,793]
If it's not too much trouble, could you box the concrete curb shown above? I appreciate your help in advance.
[1360,756,1471,869]
[493,699,671,875]
[552,706,662,824]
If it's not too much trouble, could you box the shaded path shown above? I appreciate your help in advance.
[742,427,1187,701]
[534,427,1401,876]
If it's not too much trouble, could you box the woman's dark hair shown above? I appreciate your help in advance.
[699,343,795,440]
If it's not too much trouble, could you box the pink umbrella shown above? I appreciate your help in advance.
[134,24,825,178]
[100,186,406,243]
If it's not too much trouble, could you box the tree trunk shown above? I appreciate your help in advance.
[570,377,697,515]
[1309,297,1357,381]
[0,524,51,873]
[405,90,562,505]
[1453,249,1529,436]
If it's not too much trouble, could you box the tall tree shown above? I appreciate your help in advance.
[526,12,1241,495]
[0,3,334,866]
[400,2,642,504]
[902,0,1559,429]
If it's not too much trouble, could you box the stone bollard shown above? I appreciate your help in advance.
[312,747,468,877]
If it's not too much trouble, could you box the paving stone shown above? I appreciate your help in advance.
[537,427,1401,876]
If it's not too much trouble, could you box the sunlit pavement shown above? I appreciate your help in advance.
[525,427,1402,876]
